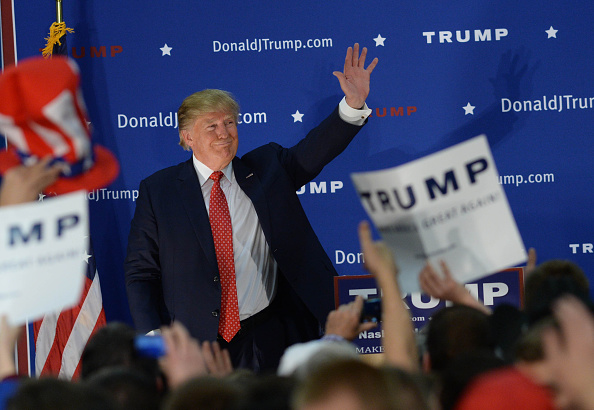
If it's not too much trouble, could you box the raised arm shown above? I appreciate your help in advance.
[333,43,378,109]
[358,221,418,371]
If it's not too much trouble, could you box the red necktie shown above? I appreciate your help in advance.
[209,171,241,342]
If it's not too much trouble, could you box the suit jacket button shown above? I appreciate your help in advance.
[212,310,219,317]
[214,276,219,282]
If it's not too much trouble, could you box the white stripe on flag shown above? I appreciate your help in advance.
[58,271,104,379]
[34,311,60,376]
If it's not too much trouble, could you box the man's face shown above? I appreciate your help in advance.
[181,111,238,170]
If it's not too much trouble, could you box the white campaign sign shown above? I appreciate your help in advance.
[351,135,526,293]
[0,191,88,325]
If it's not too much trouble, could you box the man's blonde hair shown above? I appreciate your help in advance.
[177,89,240,150]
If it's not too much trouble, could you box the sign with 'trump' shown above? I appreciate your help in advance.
[351,135,526,293]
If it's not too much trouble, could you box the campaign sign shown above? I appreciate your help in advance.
[0,191,88,325]
[335,268,523,354]
[351,135,527,294]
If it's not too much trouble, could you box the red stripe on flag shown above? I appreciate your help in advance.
[16,327,29,376]
[0,0,17,68]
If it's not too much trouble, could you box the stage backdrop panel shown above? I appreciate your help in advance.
[6,0,594,324]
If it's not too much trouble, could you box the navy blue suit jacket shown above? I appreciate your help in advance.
[124,106,365,342]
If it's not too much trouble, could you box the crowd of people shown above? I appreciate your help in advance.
[0,219,592,410]
[2,159,594,409]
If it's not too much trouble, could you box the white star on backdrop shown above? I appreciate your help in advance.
[38,193,46,201]
[373,34,386,47]
[160,44,172,56]
[292,110,304,122]
[545,26,558,38]
[463,102,475,115]
[83,250,92,264]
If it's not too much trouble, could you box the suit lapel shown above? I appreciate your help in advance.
[176,159,218,273]
[232,157,273,240]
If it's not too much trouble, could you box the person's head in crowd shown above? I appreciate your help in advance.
[438,350,506,410]
[83,366,163,410]
[514,317,553,363]
[424,305,494,373]
[80,322,161,386]
[291,359,430,410]
[455,366,555,410]
[524,259,590,323]
[487,303,527,363]
[509,318,568,405]
[277,338,360,380]
[6,377,118,410]
[488,259,590,365]
[234,374,296,410]
[381,366,439,410]
[162,376,245,410]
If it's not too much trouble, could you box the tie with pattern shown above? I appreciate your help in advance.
[209,171,241,342]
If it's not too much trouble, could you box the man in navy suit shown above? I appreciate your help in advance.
[124,43,378,372]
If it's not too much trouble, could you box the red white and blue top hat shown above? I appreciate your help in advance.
[0,56,119,194]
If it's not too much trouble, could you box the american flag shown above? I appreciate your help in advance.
[7,3,107,379]
[30,239,106,379]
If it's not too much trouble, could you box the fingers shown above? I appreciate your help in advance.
[419,261,438,288]
[525,247,537,275]
[201,340,233,377]
[352,43,359,67]
[358,45,367,68]
[353,294,364,312]
[542,296,590,367]
[418,262,432,293]
[219,344,233,374]
[358,221,373,270]
[358,220,372,250]
[201,340,216,371]
[344,43,377,72]
[439,260,453,280]
[338,295,363,313]
[366,57,379,74]
[542,322,562,361]
[35,156,54,169]
[344,46,353,72]
[358,321,378,333]
[159,322,209,388]
[554,296,594,341]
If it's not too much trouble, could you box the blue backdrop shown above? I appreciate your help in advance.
[6,1,594,324]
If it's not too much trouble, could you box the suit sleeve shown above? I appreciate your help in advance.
[279,105,365,188]
[124,178,170,333]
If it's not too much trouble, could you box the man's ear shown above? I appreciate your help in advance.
[180,129,192,146]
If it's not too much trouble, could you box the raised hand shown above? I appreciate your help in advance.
[419,260,491,314]
[333,43,378,109]
[0,156,63,206]
[324,296,377,341]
